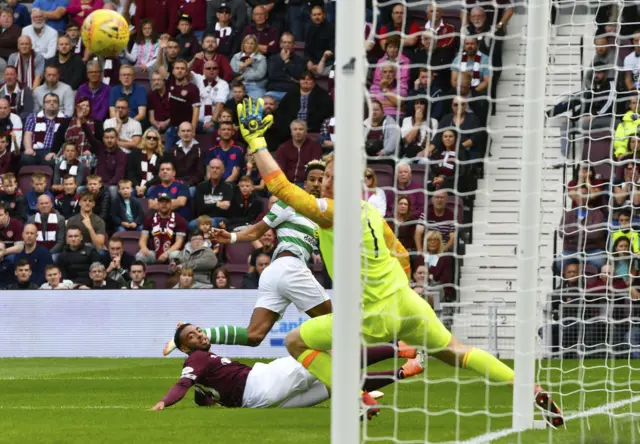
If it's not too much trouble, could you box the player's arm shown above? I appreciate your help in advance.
[152,378,194,410]
[383,220,411,278]
[212,220,270,244]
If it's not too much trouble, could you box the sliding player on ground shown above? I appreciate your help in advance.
[235,98,564,426]
[152,323,424,410]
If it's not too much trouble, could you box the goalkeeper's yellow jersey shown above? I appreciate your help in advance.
[265,170,411,305]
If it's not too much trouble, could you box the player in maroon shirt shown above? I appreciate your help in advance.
[152,323,425,411]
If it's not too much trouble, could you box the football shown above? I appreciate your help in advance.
[81,9,129,57]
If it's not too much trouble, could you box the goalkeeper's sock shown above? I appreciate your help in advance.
[362,345,395,368]
[462,348,515,383]
[362,371,397,392]
[298,349,333,388]
[203,326,249,345]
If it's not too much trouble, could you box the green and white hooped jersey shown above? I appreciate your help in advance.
[263,200,319,263]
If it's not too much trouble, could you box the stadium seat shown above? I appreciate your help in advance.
[411,164,427,188]
[294,41,305,58]
[369,163,394,187]
[583,131,613,181]
[113,231,142,256]
[224,263,249,288]
[18,165,53,193]
[225,242,254,264]
[145,264,172,289]
[138,198,149,216]
[446,196,465,225]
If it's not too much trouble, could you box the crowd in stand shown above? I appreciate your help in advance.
[550,3,640,356]
[0,0,517,296]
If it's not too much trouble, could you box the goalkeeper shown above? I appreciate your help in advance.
[237,98,563,426]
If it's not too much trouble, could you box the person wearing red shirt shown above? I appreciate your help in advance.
[136,0,179,35]
[0,202,23,247]
[239,5,279,57]
[275,120,322,185]
[378,4,421,52]
[189,33,233,82]
[165,60,201,148]
[136,193,187,264]
[425,4,457,51]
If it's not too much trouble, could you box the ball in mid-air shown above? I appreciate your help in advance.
[81,10,129,57]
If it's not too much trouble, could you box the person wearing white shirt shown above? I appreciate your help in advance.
[191,59,229,133]
[624,32,640,91]
[40,264,74,289]
[103,97,143,153]
[21,9,58,60]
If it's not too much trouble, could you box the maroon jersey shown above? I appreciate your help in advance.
[142,212,187,259]
[0,217,23,246]
[161,350,251,408]
[168,82,201,127]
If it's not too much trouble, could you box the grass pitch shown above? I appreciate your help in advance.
[1,357,640,443]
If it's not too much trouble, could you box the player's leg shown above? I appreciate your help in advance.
[285,314,334,388]
[279,380,329,408]
[277,256,333,318]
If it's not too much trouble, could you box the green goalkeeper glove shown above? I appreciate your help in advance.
[237,97,274,153]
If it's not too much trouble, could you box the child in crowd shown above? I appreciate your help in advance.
[112,178,144,232]
[124,18,159,72]
[0,173,26,221]
[0,132,18,176]
[227,176,264,231]
[25,173,53,216]
[54,175,80,219]
[52,142,86,194]
[86,175,110,221]
[175,14,200,62]
[242,151,265,194]
[197,214,219,256]
[66,22,87,61]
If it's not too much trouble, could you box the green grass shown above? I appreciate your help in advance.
[2,358,640,443]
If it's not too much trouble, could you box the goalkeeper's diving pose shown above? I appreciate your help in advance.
[233,97,564,426]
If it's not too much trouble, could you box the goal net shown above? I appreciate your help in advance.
[344,0,640,442]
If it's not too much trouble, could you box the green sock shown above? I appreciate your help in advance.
[297,350,333,388]
[203,326,249,345]
[463,348,515,383]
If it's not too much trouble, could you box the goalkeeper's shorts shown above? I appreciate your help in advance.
[300,285,452,353]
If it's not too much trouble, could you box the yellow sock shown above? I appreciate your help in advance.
[297,350,333,388]
[462,348,514,384]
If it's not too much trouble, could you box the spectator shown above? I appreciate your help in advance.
[45,35,86,91]
[154,36,180,79]
[422,230,455,301]
[33,0,69,34]
[556,185,608,271]
[401,98,438,158]
[7,258,39,289]
[175,14,201,62]
[66,191,106,250]
[56,224,99,285]
[378,4,420,52]
[276,70,333,134]
[6,0,30,29]
[412,31,454,94]
[52,142,86,192]
[424,4,457,54]
[76,59,111,122]
[242,251,270,289]
[65,21,86,61]
[103,98,143,153]
[40,263,74,289]
[416,190,456,253]
[164,60,200,148]
[610,208,639,252]
[240,5,278,57]
[429,128,473,193]
[169,229,217,287]
[147,71,170,134]
[206,5,239,59]
[81,127,127,202]
[584,34,615,88]
[213,266,232,289]
[24,172,53,216]
[451,36,491,121]
[128,128,164,197]
[21,8,58,60]
[0,202,22,247]
[372,36,410,96]
[227,175,263,230]
[102,236,134,287]
[567,161,606,209]
[205,0,247,37]
[0,8,21,63]
[27,194,65,254]
[165,121,205,193]
[249,227,275,266]
[370,63,405,119]
[85,175,110,222]
[0,96,22,148]
[53,174,79,219]
[112,178,144,232]
[8,36,43,92]
[0,172,26,221]
[363,167,386,217]
[24,90,69,166]
[225,80,247,126]
[610,236,632,283]
[195,158,233,229]
[0,64,35,121]
[266,32,305,102]
[63,98,96,164]
[388,196,418,251]
[275,120,322,185]
[137,192,187,264]
[108,65,147,122]
[135,0,177,35]
[173,267,211,289]
[205,121,243,183]
[33,66,74,116]
[432,96,485,160]
[230,34,267,99]
[11,223,52,285]
[189,33,233,81]
[243,150,265,193]
[363,99,401,157]
[81,261,121,289]
[127,260,156,289]
[123,18,159,73]
[261,93,281,150]
[624,32,640,91]
[192,59,230,133]
[304,4,334,75]
[146,160,190,221]
[0,130,19,176]
[614,94,640,159]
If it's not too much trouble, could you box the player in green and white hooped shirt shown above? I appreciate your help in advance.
[163,160,332,355]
